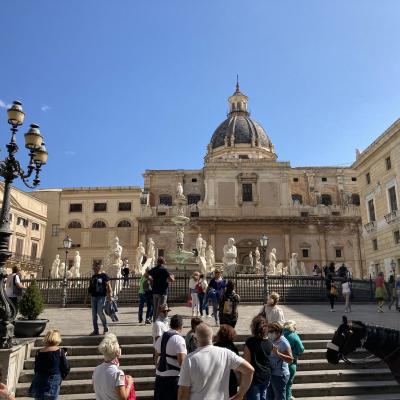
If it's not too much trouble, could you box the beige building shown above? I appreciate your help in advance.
[0,184,47,277]
[31,186,142,276]
[352,119,400,278]
[139,85,365,277]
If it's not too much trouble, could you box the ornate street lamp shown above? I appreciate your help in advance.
[259,233,269,299]
[61,236,72,308]
[0,101,48,348]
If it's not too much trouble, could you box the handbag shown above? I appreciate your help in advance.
[125,376,136,400]
[330,285,338,297]
[186,296,192,308]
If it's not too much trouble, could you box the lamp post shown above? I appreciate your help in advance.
[0,101,48,348]
[61,236,72,308]
[259,233,269,299]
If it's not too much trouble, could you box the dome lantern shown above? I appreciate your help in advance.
[228,76,249,116]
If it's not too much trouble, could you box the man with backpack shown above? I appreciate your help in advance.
[153,314,187,400]
[6,266,24,313]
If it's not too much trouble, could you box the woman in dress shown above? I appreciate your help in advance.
[92,333,135,400]
[341,277,352,313]
[243,315,272,400]
[260,292,285,325]
[188,271,200,317]
[375,271,388,312]
[28,329,70,400]
[213,324,239,397]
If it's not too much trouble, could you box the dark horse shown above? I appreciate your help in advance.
[326,316,400,384]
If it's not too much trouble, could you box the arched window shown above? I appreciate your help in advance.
[321,194,332,206]
[92,220,106,228]
[68,221,82,229]
[159,195,172,206]
[351,193,360,206]
[117,220,131,228]
[291,194,303,205]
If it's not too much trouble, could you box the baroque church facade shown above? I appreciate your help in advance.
[139,84,364,277]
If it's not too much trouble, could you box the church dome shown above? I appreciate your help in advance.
[207,81,276,159]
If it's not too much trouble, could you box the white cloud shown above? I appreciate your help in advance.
[64,150,76,157]
[41,105,51,112]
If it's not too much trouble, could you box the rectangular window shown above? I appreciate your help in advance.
[191,178,197,182]
[31,242,38,260]
[242,183,253,202]
[351,177,357,182]
[15,238,24,256]
[157,212,166,216]
[302,249,309,258]
[187,194,201,205]
[335,248,342,258]
[158,249,165,257]
[9,214,12,222]
[366,173,371,185]
[17,217,28,227]
[331,211,340,216]
[368,199,376,221]
[394,230,400,244]
[386,156,392,170]
[118,202,132,211]
[94,203,107,212]
[69,203,82,212]
[32,222,40,231]
[321,177,327,182]
[293,178,299,182]
[51,224,59,237]
[239,154,249,159]
[300,212,309,217]
[388,186,398,212]
[372,239,378,251]
[190,212,199,218]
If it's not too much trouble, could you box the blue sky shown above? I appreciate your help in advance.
[1,1,400,190]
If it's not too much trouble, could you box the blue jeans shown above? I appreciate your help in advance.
[29,372,61,399]
[91,296,108,333]
[198,293,209,316]
[138,293,153,322]
[267,374,289,400]
[246,382,269,400]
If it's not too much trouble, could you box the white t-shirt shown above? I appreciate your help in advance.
[6,273,21,298]
[154,330,187,377]
[178,345,244,400]
[92,362,125,400]
[260,305,285,325]
[152,317,169,342]
[342,282,351,294]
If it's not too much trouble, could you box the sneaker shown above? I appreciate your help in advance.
[139,320,144,324]
[89,331,99,336]
[145,319,152,325]
[103,328,109,335]
[114,315,119,322]
[207,315,211,318]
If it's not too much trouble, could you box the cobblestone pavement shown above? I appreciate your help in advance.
[40,303,400,338]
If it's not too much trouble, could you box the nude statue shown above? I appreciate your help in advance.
[176,182,185,199]
[290,253,300,275]
[69,251,81,278]
[223,238,237,275]
[205,245,215,272]
[249,251,253,268]
[135,242,146,273]
[268,248,277,274]
[255,247,261,273]
[50,254,60,279]
[196,233,203,260]
[147,238,156,266]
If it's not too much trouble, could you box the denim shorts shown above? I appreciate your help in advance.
[28,373,61,399]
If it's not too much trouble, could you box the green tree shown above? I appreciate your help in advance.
[19,280,44,320]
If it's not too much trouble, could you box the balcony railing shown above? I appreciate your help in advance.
[384,209,399,224]
[364,221,377,233]
[9,253,43,266]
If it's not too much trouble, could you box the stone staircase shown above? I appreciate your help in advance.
[15,333,400,400]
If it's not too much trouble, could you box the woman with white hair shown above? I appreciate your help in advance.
[92,333,135,400]
[283,320,304,400]
[259,292,285,325]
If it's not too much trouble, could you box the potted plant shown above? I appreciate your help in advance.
[14,280,48,338]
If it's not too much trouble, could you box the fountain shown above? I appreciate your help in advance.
[168,183,195,267]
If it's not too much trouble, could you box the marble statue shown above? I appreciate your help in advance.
[368,261,376,279]
[141,238,156,272]
[276,262,284,275]
[249,251,253,268]
[176,227,184,248]
[196,233,203,261]
[176,182,185,199]
[268,248,277,274]
[254,247,262,273]
[68,251,81,278]
[300,261,306,275]
[50,254,60,278]
[205,245,215,272]
[230,134,235,146]
[135,242,146,273]
[105,237,123,272]
[223,237,237,275]
[290,253,300,275]
[198,239,207,274]
[60,262,66,278]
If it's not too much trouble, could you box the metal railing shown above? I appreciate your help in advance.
[384,209,398,224]
[10,253,43,265]
[20,273,376,306]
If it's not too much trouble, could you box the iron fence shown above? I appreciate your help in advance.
[20,273,377,306]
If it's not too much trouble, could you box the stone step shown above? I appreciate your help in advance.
[17,391,154,400]
[24,354,154,369]
[297,358,385,371]
[295,368,393,383]
[18,365,156,383]
[16,377,155,396]
[292,381,400,397]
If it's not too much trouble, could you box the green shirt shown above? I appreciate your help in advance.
[283,329,305,360]
[139,275,146,294]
